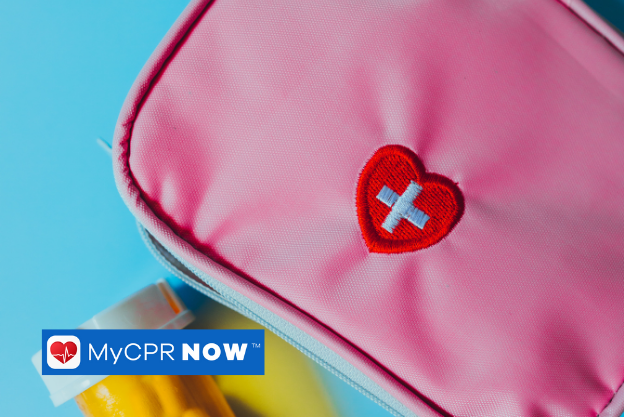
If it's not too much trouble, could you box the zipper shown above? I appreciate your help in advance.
[136,221,416,417]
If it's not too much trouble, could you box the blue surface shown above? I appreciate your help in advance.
[0,1,622,417]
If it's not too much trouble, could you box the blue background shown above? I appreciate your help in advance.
[0,1,622,416]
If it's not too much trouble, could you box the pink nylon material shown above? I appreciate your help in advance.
[114,0,624,416]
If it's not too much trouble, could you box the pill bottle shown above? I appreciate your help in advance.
[32,279,236,417]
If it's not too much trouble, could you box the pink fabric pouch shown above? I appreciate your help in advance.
[112,0,624,415]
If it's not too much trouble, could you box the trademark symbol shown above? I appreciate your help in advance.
[252,343,261,348]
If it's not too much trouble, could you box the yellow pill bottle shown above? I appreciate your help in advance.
[32,280,235,417]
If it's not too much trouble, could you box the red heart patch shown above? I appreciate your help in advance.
[50,341,78,364]
[356,145,464,253]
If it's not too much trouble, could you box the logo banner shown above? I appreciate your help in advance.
[42,329,264,375]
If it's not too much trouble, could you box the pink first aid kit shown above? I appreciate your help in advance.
[112,0,624,415]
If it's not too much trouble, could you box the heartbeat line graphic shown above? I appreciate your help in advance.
[52,346,75,363]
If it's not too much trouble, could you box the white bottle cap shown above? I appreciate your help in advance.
[32,279,195,406]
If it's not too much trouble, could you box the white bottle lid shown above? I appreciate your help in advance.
[32,279,195,406]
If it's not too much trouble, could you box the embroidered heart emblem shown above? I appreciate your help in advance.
[50,341,78,364]
[356,145,464,253]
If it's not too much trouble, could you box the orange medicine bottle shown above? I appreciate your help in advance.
[32,280,235,417]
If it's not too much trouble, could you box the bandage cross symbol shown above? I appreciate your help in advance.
[376,181,430,233]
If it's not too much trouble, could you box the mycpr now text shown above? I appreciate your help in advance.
[42,329,264,375]
[88,342,249,365]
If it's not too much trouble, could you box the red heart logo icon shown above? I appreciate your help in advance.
[50,341,78,364]
[356,145,464,253]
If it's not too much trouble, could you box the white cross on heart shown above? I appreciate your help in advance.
[376,181,430,233]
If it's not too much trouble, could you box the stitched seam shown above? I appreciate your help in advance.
[138,224,414,417]
[554,0,624,56]
[597,377,624,417]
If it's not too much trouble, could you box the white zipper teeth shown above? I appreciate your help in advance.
[137,222,409,417]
